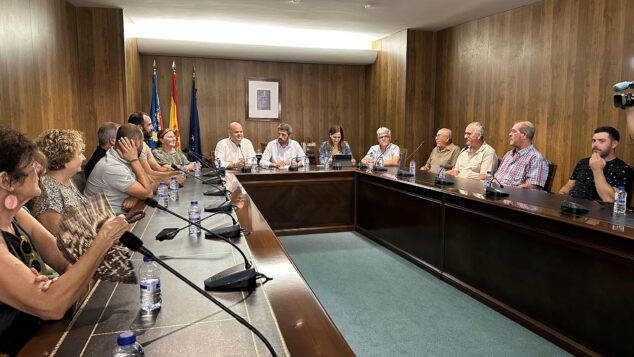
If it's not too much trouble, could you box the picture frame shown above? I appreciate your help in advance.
[245,78,281,121]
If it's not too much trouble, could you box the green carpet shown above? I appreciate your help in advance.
[278,231,570,357]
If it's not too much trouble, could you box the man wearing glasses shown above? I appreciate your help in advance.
[361,127,400,167]
[445,122,498,180]
[421,128,461,173]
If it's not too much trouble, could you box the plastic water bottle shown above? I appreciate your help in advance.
[368,153,375,170]
[215,156,222,169]
[178,164,185,177]
[194,161,202,177]
[484,170,493,187]
[304,156,310,171]
[409,160,416,175]
[111,331,145,357]
[188,200,201,237]
[139,256,161,312]
[324,155,329,169]
[377,156,384,168]
[613,186,627,215]
[157,182,168,208]
[438,165,446,179]
[169,176,179,201]
[251,157,257,171]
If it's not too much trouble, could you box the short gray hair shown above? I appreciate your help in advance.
[98,122,119,147]
[468,122,485,139]
[277,122,292,135]
[377,127,391,137]
[517,121,535,140]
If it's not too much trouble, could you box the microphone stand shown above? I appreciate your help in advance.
[144,198,259,291]
[485,177,509,197]
[397,140,425,177]
[170,164,227,195]
[119,232,277,357]
[560,192,589,214]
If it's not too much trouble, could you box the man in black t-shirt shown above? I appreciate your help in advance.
[559,126,633,203]
[84,122,119,180]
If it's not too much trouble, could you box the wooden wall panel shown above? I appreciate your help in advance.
[124,13,142,117]
[0,0,80,139]
[435,0,634,192]
[365,31,407,154]
[140,56,366,161]
[405,30,436,167]
[75,7,126,151]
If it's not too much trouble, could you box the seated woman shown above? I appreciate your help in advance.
[28,129,88,235]
[152,128,195,171]
[0,128,128,355]
[360,127,400,167]
[318,125,355,165]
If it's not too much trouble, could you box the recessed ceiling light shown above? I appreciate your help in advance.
[363,3,373,9]
[289,0,301,4]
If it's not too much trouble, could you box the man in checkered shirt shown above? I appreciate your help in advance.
[494,121,549,189]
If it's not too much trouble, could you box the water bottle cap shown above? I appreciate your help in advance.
[142,256,153,262]
[440,165,444,168]
[117,331,136,346]
[618,186,624,190]
[160,182,166,185]
[171,176,176,180]
[487,171,491,174]
[191,201,198,205]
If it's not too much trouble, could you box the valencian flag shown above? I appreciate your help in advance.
[169,61,182,149]
[149,62,163,149]
[188,68,202,162]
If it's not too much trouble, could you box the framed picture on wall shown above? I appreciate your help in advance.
[245,78,281,121]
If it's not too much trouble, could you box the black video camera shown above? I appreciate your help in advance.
[613,81,634,109]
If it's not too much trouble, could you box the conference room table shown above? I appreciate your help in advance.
[21,165,634,356]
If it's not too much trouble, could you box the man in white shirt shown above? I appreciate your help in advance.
[214,122,256,169]
[445,121,498,180]
[361,127,400,166]
[260,123,306,168]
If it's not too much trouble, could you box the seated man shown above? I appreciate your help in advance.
[360,127,400,167]
[260,123,305,168]
[446,122,498,180]
[84,124,155,215]
[84,122,119,180]
[559,126,633,203]
[421,128,460,173]
[215,122,256,169]
[494,121,549,189]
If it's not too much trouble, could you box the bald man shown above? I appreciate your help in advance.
[494,121,549,189]
[214,122,256,169]
[421,128,461,173]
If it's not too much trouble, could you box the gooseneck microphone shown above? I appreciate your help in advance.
[560,191,589,214]
[485,177,509,197]
[119,232,277,357]
[144,198,260,291]
[170,164,227,195]
[397,140,425,177]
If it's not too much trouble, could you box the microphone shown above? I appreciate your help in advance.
[118,232,277,356]
[560,191,589,214]
[170,164,228,196]
[156,212,229,241]
[485,177,509,197]
[144,198,257,291]
[237,143,252,172]
[613,81,634,92]
[182,148,213,168]
[397,140,425,177]
[288,156,299,171]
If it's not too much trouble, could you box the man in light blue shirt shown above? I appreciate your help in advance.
[260,123,306,168]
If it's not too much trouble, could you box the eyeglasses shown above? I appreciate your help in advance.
[378,136,390,140]
[19,234,42,273]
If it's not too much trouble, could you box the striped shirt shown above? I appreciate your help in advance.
[494,144,549,188]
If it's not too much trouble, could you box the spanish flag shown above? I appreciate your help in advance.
[169,65,182,149]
